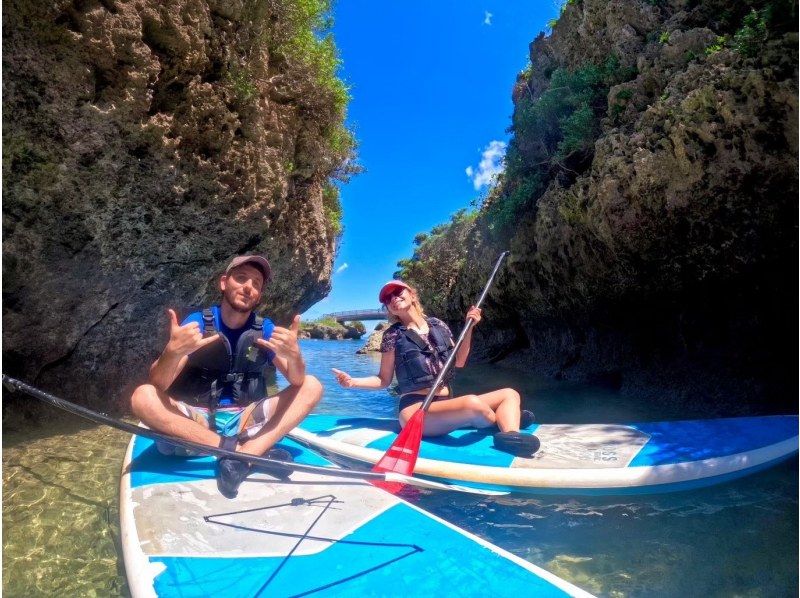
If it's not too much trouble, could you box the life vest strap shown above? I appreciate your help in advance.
[202,308,217,338]
[401,328,431,352]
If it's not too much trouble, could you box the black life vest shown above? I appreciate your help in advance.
[167,308,275,408]
[391,318,454,396]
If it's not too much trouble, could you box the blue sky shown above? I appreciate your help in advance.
[302,1,560,320]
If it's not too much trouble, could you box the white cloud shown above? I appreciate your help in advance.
[335,263,349,274]
[484,11,493,25]
[466,140,506,190]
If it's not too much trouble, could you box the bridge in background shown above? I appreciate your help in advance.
[322,307,387,322]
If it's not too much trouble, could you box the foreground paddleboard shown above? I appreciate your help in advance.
[120,433,593,597]
[290,414,798,495]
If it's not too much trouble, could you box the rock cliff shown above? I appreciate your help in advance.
[398,0,797,412]
[2,0,354,414]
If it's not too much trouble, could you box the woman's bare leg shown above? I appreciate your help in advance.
[470,388,522,432]
[398,387,522,436]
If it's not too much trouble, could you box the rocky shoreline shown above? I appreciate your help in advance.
[299,320,367,341]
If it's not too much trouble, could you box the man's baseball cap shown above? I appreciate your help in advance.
[378,280,412,304]
[225,255,272,283]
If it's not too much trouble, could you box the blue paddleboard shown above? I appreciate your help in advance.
[120,425,593,597]
[289,415,798,495]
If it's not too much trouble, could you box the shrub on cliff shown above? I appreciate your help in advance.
[704,2,794,59]
[323,182,344,237]
[262,0,359,181]
[485,56,637,234]
[348,320,366,334]
[395,209,477,315]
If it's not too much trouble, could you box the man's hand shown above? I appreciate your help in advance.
[257,315,301,360]
[331,368,355,388]
[165,309,220,358]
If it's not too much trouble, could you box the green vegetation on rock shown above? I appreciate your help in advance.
[313,316,340,327]
[300,318,365,339]
[396,209,477,315]
[705,2,794,58]
[265,0,357,177]
[486,55,636,233]
[389,0,797,410]
[322,182,343,237]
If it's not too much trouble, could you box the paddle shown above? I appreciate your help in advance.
[372,251,510,492]
[1,374,504,495]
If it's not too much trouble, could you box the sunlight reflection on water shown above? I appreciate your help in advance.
[2,338,797,597]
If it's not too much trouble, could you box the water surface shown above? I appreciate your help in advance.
[2,338,797,596]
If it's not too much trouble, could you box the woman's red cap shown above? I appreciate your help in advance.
[378,280,412,304]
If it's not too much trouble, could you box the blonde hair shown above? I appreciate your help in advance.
[386,283,425,324]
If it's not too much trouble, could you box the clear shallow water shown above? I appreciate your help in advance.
[2,338,797,597]
[3,417,131,597]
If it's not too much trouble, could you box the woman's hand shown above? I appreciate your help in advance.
[465,305,482,325]
[331,368,355,388]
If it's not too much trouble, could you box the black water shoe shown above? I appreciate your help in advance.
[520,410,536,429]
[216,436,250,499]
[217,457,251,499]
[255,447,295,481]
[493,431,541,458]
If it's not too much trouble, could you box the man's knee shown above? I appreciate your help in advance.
[130,384,160,418]
[503,388,521,405]
[302,375,323,404]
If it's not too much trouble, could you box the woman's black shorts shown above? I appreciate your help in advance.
[398,392,451,411]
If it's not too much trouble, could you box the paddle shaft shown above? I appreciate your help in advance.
[420,251,509,412]
[1,374,405,482]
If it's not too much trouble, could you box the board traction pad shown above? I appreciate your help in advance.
[512,424,650,469]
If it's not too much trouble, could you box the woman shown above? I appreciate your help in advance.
[332,280,539,457]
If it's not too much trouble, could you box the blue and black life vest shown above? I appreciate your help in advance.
[167,308,275,409]
[391,318,454,396]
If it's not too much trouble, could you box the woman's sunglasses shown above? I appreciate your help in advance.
[382,288,406,303]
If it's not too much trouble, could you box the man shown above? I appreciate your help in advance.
[129,255,322,498]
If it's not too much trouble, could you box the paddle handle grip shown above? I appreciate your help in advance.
[420,251,509,413]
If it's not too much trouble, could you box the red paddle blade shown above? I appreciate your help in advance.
[370,409,425,493]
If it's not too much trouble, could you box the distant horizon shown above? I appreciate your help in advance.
[301,1,559,320]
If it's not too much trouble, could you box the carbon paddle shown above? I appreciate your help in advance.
[372,251,510,492]
[1,374,506,495]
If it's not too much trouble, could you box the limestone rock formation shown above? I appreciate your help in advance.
[299,320,365,340]
[356,321,390,354]
[2,0,353,413]
[398,0,797,411]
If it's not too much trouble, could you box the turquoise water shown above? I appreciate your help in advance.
[302,339,798,597]
[2,338,797,597]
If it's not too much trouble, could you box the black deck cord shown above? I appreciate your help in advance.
[1,374,388,481]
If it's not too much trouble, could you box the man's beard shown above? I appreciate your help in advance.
[223,293,260,314]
